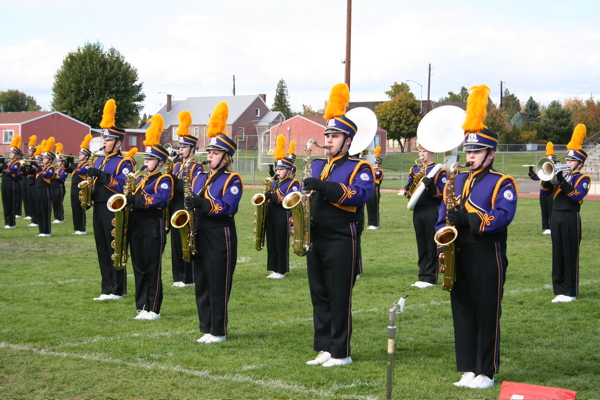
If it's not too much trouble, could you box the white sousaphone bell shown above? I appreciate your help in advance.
[407,105,466,211]
[347,107,378,163]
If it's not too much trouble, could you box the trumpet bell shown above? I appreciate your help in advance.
[417,105,465,153]
[535,157,572,181]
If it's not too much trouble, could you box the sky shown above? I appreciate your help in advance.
[2,0,600,119]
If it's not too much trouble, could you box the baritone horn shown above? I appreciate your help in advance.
[535,157,572,182]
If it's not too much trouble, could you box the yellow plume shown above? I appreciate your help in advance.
[45,137,55,153]
[100,99,117,129]
[288,140,296,155]
[375,145,381,159]
[125,148,138,158]
[10,135,21,149]
[56,143,63,155]
[462,85,490,133]
[274,135,286,160]
[35,140,46,157]
[324,83,350,120]
[176,110,192,137]
[567,124,586,151]
[545,142,555,157]
[207,102,229,138]
[28,135,37,147]
[144,114,164,147]
[81,134,93,149]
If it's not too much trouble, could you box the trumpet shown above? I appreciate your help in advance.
[535,157,572,183]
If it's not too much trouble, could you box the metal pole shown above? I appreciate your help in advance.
[386,295,408,400]
[345,0,352,88]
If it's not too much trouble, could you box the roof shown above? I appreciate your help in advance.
[153,95,268,127]
[0,111,52,124]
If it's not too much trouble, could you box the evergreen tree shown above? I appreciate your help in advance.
[272,79,293,119]
[0,89,42,112]
[501,89,521,117]
[539,100,573,144]
[438,86,469,102]
[521,96,541,125]
[51,41,145,128]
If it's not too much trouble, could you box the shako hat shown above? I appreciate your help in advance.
[56,143,66,161]
[462,85,498,151]
[27,135,37,153]
[176,110,198,147]
[9,135,24,158]
[42,137,56,161]
[324,83,357,139]
[206,102,236,156]
[545,142,557,163]
[100,99,126,141]
[143,114,169,162]
[375,145,382,165]
[274,135,296,170]
[80,134,93,157]
[566,124,587,162]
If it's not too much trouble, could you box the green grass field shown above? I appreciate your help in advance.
[1,188,599,399]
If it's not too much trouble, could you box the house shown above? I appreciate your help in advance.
[266,114,387,158]
[0,112,90,156]
[146,94,284,152]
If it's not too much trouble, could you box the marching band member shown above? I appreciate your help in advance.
[303,83,374,367]
[541,124,591,303]
[36,137,56,237]
[366,146,384,230]
[170,110,203,287]
[528,142,555,234]
[51,143,68,224]
[406,143,447,288]
[88,99,133,301]
[126,115,174,320]
[436,85,518,389]
[185,102,243,344]
[21,135,37,221]
[68,134,93,235]
[1,135,23,229]
[265,135,300,279]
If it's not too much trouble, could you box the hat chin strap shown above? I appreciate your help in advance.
[472,148,492,171]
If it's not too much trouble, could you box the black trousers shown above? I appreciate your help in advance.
[170,224,195,284]
[22,178,32,218]
[70,185,87,232]
[306,222,358,359]
[130,212,165,313]
[366,184,380,226]
[51,182,65,221]
[551,210,581,297]
[413,205,439,284]
[265,205,290,274]
[93,203,127,295]
[35,186,52,234]
[539,194,553,230]
[2,177,20,226]
[26,178,37,224]
[451,241,507,376]
[194,224,237,337]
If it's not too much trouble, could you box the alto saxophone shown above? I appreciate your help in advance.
[251,176,273,251]
[107,171,137,270]
[78,150,103,210]
[162,154,175,230]
[170,158,197,262]
[434,161,470,291]
[282,139,326,256]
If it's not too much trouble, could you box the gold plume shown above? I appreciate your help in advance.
[207,102,229,138]
[546,142,555,157]
[80,134,93,149]
[567,124,586,151]
[56,143,63,155]
[288,140,296,156]
[100,99,117,129]
[462,85,490,133]
[10,135,21,149]
[45,137,55,153]
[324,83,350,120]
[375,145,381,159]
[125,148,138,158]
[144,114,164,147]
[274,135,286,160]
[176,110,192,137]
[35,139,46,157]
[28,135,37,147]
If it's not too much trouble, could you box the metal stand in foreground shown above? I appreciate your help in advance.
[386,295,408,400]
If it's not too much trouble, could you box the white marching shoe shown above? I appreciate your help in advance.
[411,281,434,288]
[322,356,353,367]
[134,310,149,320]
[466,374,494,389]
[306,351,331,365]
[453,371,476,387]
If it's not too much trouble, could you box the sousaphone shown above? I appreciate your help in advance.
[347,107,378,162]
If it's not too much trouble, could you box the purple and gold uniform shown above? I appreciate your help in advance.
[1,147,22,228]
[51,163,68,222]
[36,138,57,236]
[407,160,447,285]
[69,159,90,232]
[366,164,384,227]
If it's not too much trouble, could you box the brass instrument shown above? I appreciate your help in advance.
[282,139,326,256]
[107,171,137,270]
[434,161,470,291]
[78,150,103,210]
[163,144,175,231]
[251,176,273,251]
[535,157,572,184]
[170,158,197,262]
[404,158,427,201]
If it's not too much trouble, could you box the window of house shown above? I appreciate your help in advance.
[193,127,199,137]
[3,130,14,144]
[129,135,137,147]
[172,127,178,141]
[374,135,380,146]
[255,108,260,117]
[238,127,245,142]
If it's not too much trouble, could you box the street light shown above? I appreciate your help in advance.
[406,80,423,113]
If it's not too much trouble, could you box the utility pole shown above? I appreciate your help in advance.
[499,81,504,108]
[427,63,432,112]
[233,75,236,96]
[345,0,352,89]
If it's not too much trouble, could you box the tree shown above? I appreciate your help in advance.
[438,86,469,102]
[539,100,573,144]
[375,91,420,152]
[385,82,413,99]
[564,96,600,134]
[51,41,145,128]
[0,90,42,112]
[484,103,509,139]
[521,96,541,125]
[501,89,521,117]
[271,79,293,119]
